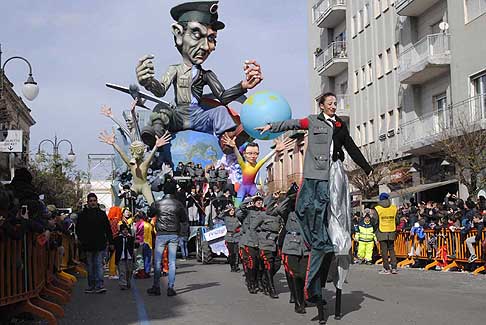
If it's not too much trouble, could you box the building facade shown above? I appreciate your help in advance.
[0,75,36,181]
[306,0,486,202]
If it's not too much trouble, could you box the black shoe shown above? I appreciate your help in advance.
[84,287,95,294]
[147,287,161,296]
[294,304,306,314]
[95,287,107,294]
[167,287,177,297]
[162,272,168,277]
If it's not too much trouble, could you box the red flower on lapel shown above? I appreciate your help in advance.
[335,121,342,128]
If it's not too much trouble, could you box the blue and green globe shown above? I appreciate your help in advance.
[170,130,223,167]
[240,90,292,140]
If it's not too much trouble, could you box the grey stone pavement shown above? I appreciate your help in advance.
[60,260,485,325]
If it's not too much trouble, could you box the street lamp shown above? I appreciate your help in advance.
[0,44,39,101]
[37,135,76,163]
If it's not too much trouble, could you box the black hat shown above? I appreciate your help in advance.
[170,1,225,30]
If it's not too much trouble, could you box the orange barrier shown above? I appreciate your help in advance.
[0,231,81,324]
[371,229,485,274]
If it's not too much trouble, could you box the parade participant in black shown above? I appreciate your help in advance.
[256,200,283,299]
[279,184,309,314]
[239,195,263,294]
[236,197,251,291]
[224,205,241,272]
[194,163,206,186]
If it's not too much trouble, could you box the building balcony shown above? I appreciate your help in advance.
[400,95,486,153]
[314,41,348,77]
[396,0,442,16]
[398,33,451,85]
[312,0,346,28]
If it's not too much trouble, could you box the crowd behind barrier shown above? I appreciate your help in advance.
[0,168,83,324]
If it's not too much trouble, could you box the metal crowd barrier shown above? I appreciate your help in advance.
[373,229,485,274]
[0,231,84,324]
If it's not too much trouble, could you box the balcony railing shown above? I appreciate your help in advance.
[396,0,442,16]
[400,94,486,151]
[314,41,348,76]
[313,0,346,28]
[398,33,451,84]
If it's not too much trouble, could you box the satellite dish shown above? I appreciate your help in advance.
[439,21,449,31]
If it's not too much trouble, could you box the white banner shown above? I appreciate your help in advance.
[0,130,23,153]
[203,226,227,242]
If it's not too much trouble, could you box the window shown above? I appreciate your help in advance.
[393,43,399,69]
[387,110,394,131]
[434,93,449,131]
[465,0,486,23]
[364,3,371,27]
[369,119,375,143]
[396,107,402,131]
[471,72,486,119]
[385,48,392,74]
[377,53,383,78]
[374,0,382,18]
[379,114,386,138]
[352,15,357,37]
[360,66,366,90]
[366,61,373,85]
[362,122,367,145]
[353,70,359,93]
[356,126,362,146]
[358,9,364,33]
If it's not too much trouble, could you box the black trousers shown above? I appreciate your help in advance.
[260,249,281,276]
[227,242,239,267]
[380,240,397,270]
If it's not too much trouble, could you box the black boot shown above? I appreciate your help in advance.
[265,270,278,299]
[294,278,306,314]
[257,270,265,293]
[334,288,342,320]
[317,298,327,324]
[248,269,258,294]
[285,271,295,304]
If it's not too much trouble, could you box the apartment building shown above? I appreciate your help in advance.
[0,75,36,181]
[305,0,486,201]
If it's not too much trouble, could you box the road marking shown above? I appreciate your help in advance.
[131,280,150,325]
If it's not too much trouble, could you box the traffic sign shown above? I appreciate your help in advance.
[0,130,23,153]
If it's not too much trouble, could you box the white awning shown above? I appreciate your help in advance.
[389,179,458,198]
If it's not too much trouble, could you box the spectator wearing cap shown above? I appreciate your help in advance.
[374,192,399,275]
[76,193,113,294]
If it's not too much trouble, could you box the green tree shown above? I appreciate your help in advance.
[29,152,86,208]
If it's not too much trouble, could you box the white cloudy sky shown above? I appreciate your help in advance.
[1,0,310,171]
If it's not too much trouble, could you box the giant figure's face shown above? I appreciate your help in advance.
[180,22,217,65]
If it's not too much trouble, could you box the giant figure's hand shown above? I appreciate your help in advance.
[241,60,263,90]
[136,54,156,86]
[255,124,271,135]
[98,130,116,145]
[154,131,172,148]
[100,105,113,118]
[221,133,236,148]
[275,137,294,153]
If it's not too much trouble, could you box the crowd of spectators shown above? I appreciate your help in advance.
[352,193,486,266]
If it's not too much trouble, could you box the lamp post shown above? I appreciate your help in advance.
[0,44,39,101]
[37,136,76,173]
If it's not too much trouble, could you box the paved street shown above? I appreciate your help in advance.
[60,260,485,325]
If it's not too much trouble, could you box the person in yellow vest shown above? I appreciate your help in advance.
[355,213,377,264]
[374,192,399,274]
